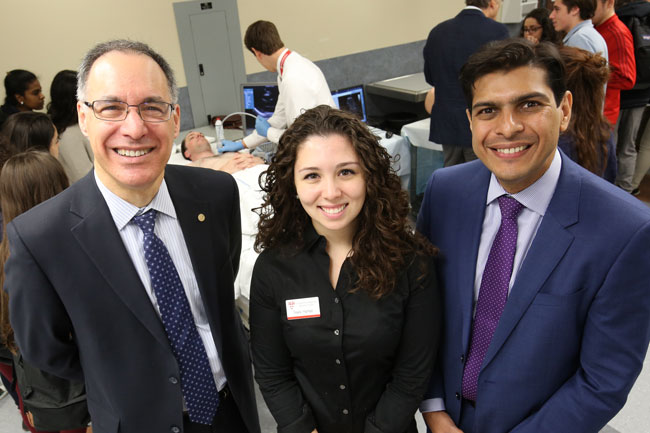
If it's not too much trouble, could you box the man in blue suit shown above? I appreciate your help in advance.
[418,39,650,433]
[423,0,509,167]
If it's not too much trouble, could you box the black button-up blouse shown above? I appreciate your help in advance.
[250,227,441,433]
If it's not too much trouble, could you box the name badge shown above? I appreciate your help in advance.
[286,297,320,320]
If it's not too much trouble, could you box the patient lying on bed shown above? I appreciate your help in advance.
[176,130,268,325]
[180,130,264,173]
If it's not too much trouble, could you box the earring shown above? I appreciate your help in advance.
[19,100,24,105]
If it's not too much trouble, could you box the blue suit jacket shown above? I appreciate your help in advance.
[423,9,509,147]
[416,154,650,433]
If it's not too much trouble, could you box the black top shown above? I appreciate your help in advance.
[250,227,441,433]
[0,104,19,130]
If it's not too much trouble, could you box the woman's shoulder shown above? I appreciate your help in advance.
[256,244,305,271]
[401,252,437,291]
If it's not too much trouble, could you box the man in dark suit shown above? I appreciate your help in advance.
[4,40,260,433]
[423,0,509,167]
[418,39,650,433]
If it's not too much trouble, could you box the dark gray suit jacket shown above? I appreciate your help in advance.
[5,165,260,433]
[423,8,509,147]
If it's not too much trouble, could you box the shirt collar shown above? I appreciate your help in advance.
[94,171,177,231]
[303,223,326,251]
[563,19,593,43]
[486,149,562,216]
[276,48,291,76]
[464,5,484,14]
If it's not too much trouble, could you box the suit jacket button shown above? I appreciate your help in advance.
[169,376,178,384]
[171,426,181,433]
[455,392,461,400]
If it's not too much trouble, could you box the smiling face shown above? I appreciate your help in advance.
[78,51,180,206]
[17,79,45,110]
[468,66,572,194]
[294,134,366,243]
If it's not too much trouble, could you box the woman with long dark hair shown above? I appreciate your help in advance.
[0,151,88,433]
[558,45,616,181]
[0,111,60,170]
[47,70,93,183]
[519,8,561,45]
[0,70,45,129]
[250,105,440,433]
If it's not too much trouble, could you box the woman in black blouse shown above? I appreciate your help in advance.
[250,105,441,433]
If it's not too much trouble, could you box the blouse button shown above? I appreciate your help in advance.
[334,329,340,336]
[340,384,346,390]
[335,359,341,365]
[342,409,349,415]
[334,298,339,303]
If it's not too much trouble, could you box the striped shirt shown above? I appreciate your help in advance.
[94,172,227,392]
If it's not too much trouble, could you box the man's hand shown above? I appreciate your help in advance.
[255,116,271,137]
[524,34,540,44]
[219,140,244,153]
[422,411,464,433]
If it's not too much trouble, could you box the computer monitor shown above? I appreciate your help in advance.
[240,82,279,132]
[331,85,367,123]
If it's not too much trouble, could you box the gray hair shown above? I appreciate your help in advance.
[77,39,178,103]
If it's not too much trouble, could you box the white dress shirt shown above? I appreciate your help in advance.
[420,150,562,413]
[94,173,227,392]
[244,49,336,148]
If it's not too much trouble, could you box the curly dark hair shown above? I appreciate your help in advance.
[255,105,436,298]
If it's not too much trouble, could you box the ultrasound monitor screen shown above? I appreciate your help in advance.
[241,83,279,132]
[331,85,367,123]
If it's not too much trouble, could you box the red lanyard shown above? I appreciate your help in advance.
[279,50,292,77]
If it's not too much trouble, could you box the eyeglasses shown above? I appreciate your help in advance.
[523,25,542,33]
[83,100,174,122]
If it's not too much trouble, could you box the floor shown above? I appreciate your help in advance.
[2,178,649,433]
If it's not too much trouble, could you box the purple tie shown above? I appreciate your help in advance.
[461,195,524,402]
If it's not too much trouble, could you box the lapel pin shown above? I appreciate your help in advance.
[197,213,206,222]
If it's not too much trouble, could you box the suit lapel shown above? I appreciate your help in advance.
[165,168,226,355]
[457,165,491,350]
[482,155,580,369]
[69,173,169,348]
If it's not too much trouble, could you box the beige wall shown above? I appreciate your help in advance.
[239,0,463,74]
[0,0,463,103]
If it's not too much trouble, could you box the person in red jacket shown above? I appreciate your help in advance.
[593,0,636,126]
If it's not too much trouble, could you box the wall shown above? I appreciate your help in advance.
[238,0,462,74]
[0,0,463,103]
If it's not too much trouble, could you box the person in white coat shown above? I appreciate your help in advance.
[220,20,335,152]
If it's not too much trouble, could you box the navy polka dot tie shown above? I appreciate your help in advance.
[461,196,524,402]
[133,210,219,424]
